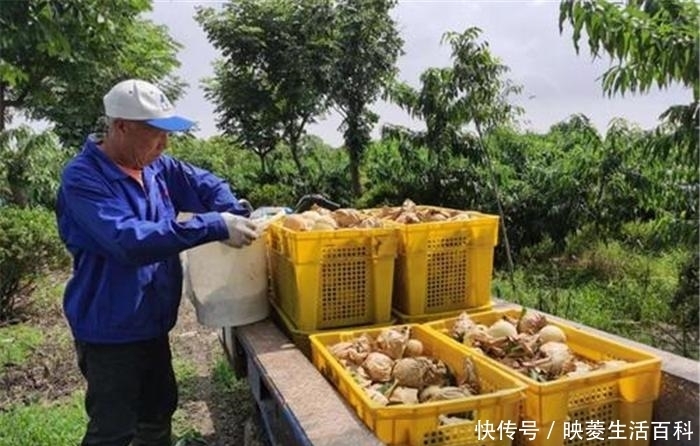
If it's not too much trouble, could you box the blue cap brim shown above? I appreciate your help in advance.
[145,116,195,132]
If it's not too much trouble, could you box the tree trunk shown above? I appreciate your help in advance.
[349,152,361,197]
[289,134,304,178]
[285,115,312,179]
[343,106,369,198]
[257,151,268,176]
[9,183,28,208]
[0,83,6,132]
[346,130,362,197]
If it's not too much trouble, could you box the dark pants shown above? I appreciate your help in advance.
[75,336,178,446]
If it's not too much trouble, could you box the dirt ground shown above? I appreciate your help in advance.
[170,296,266,446]
[0,273,266,446]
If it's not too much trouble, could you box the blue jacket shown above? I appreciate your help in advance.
[56,136,249,343]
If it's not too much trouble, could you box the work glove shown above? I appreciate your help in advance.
[220,212,259,248]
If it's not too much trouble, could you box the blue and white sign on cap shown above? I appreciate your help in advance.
[103,79,195,132]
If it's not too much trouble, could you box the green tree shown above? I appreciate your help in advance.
[330,0,403,197]
[384,28,521,271]
[0,0,185,148]
[385,28,520,163]
[195,0,336,177]
[559,0,699,165]
[0,126,68,208]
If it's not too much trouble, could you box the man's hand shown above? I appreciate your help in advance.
[220,213,259,248]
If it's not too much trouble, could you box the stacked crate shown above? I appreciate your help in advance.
[366,205,500,322]
[265,203,500,354]
[266,220,399,356]
[264,204,661,446]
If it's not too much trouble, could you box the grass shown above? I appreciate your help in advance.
[172,412,207,443]
[212,356,239,392]
[0,393,86,446]
[28,273,68,311]
[173,356,199,399]
[492,239,693,356]
[0,272,68,368]
[0,324,43,367]
[171,354,254,443]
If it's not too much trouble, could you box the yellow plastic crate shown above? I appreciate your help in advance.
[267,221,398,331]
[268,296,397,359]
[310,324,526,446]
[392,303,494,324]
[423,308,663,446]
[370,206,499,317]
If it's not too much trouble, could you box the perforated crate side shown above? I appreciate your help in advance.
[267,222,397,331]
[392,213,499,316]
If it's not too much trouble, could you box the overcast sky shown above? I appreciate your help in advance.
[148,0,690,146]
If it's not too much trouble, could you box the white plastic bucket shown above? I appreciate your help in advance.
[183,235,270,329]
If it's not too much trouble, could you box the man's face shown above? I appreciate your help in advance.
[112,119,169,169]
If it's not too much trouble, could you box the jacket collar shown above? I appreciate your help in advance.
[82,134,163,181]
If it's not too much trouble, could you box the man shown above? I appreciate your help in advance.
[55,79,258,446]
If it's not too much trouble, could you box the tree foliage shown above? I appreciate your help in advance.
[559,0,699,165]
[380,27,521,211]
[168,133,353,209]
[195,0,336,176]
[0,0,185,148]
[0,126,68,209]
[331,0,403,196]
[670,251,699,357]
[385,28,520,159]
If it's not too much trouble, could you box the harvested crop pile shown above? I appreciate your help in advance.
[368,199,476,224]
[281,200,479,231]
[328,326,481,415]
[450,310,628,382]
[282,205,385,231]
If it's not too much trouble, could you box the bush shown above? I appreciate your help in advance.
[0,127,69,210]
[0,207,69,321]
[669,250,699,358]
[169,134,354,209]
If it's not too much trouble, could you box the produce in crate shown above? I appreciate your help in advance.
[450,309,628,382]
[328,326,482,412]
[368,199,477,223]
[280,199,484,231]
[282,205,385,231]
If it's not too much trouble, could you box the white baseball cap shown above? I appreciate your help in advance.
[103,79,195,132]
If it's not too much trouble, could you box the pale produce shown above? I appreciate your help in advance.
[281,199,479,231]
[376,325,409,359]
[538,325,567,343]
[281,205,385,231]
[367,199,477,224]
[420,385,473,402]
[404,339,424,357]
[487,319,517,339]
[363,352,394,382]
[449,309,628,382]
[330,333,374,365]
[328,326,482,413]
[517,311,547,334]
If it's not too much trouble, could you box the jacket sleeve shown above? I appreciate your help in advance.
[160,156,251,217]
[60,165,230,266]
